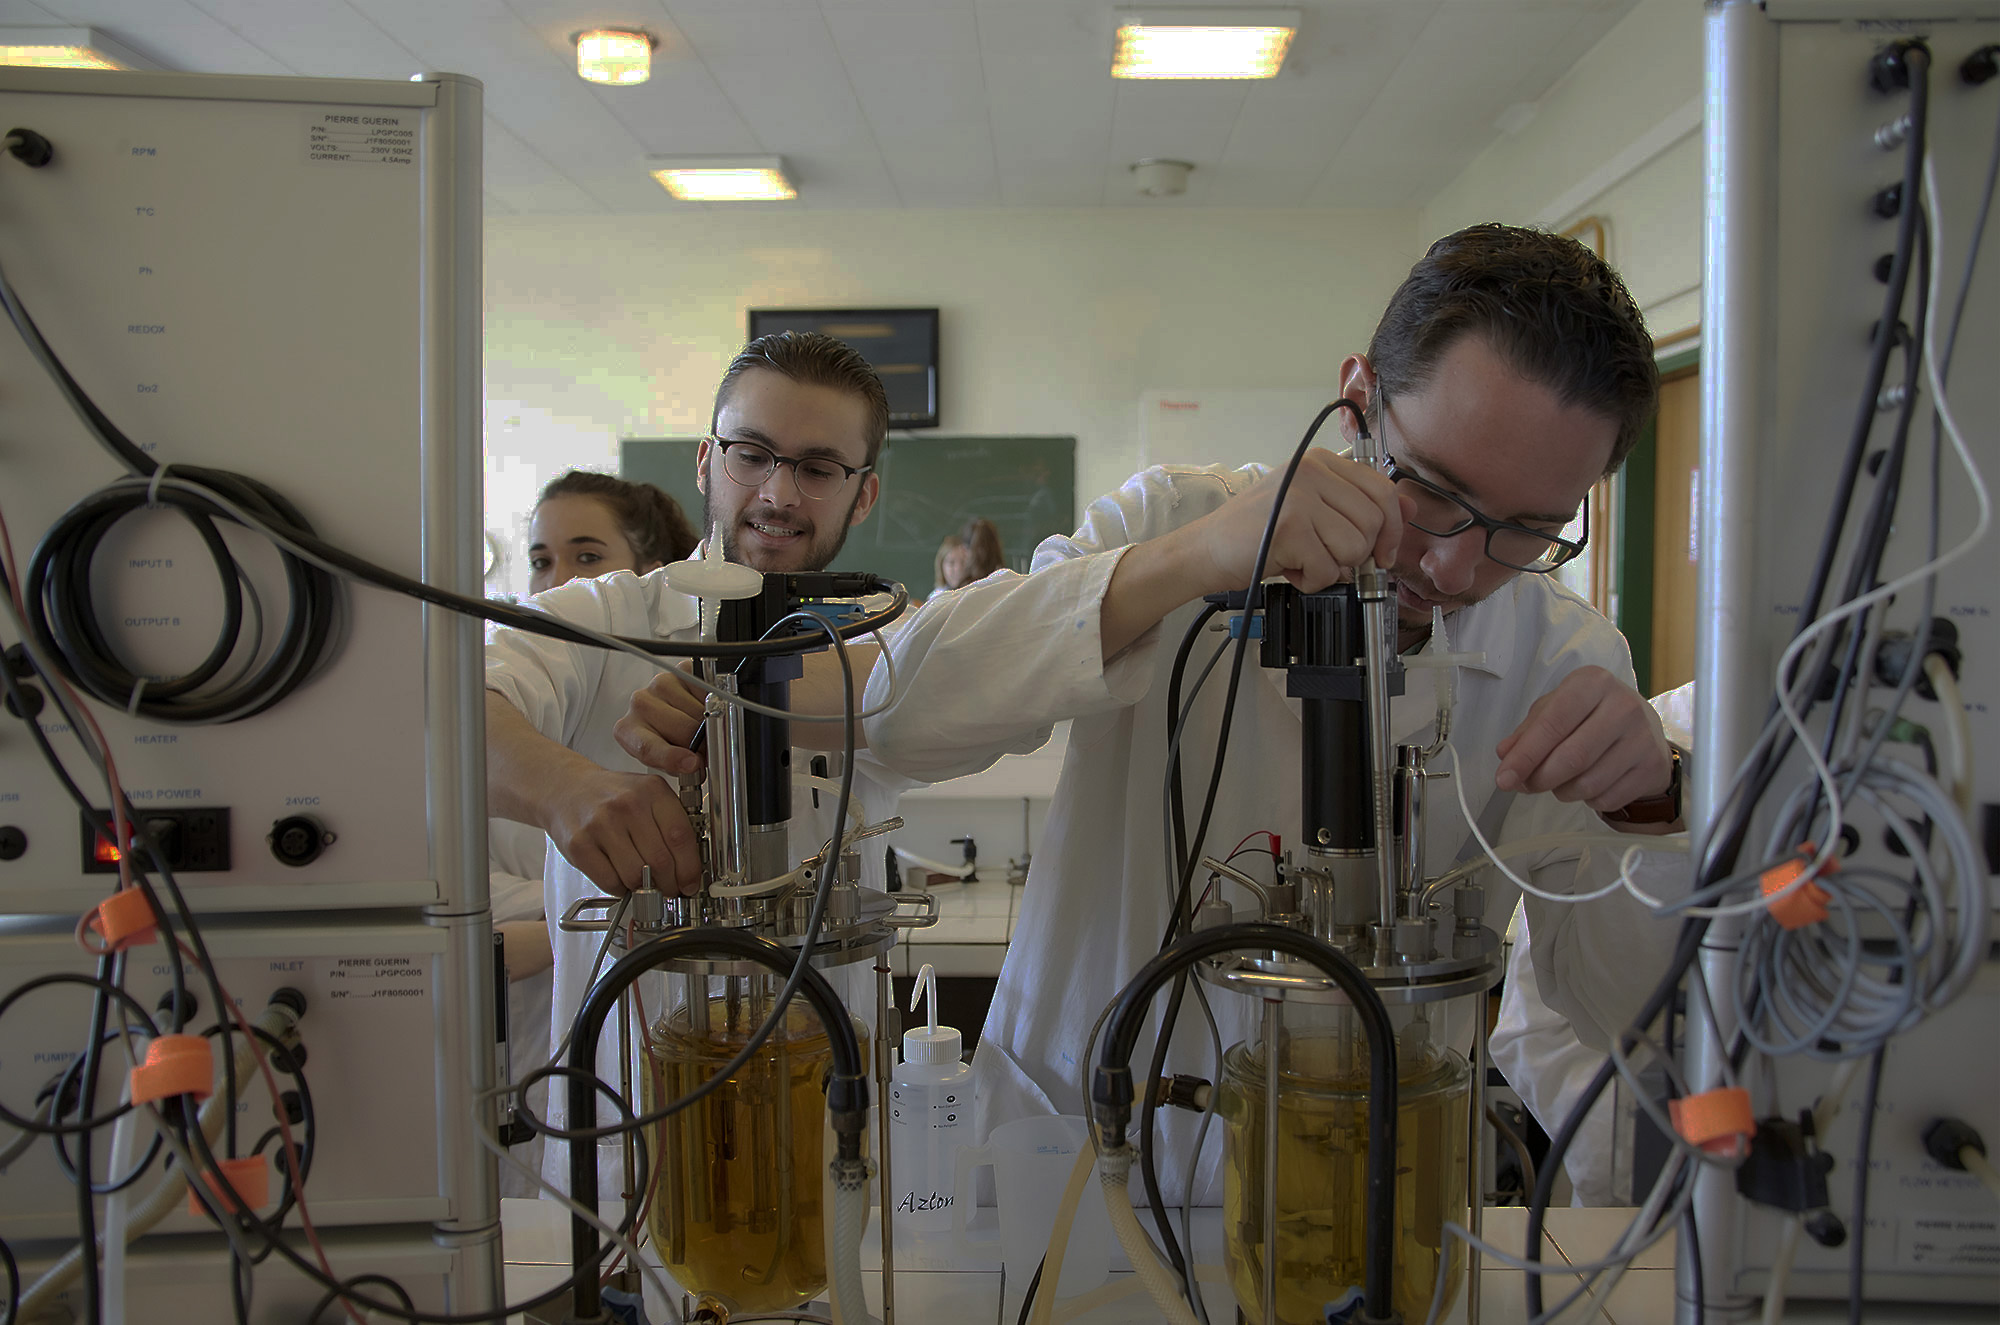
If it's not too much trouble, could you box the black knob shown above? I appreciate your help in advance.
[2,682,42,720]
[1804,1209,1847,1248]
[0,826,25,861]
[3,127,52,168]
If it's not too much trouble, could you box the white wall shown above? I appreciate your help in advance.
[1422,0,1704,338]
[483,207,1418,586]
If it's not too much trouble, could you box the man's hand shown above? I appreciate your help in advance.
[615,670,707,777]
[545,763,704,896]
[1101,450,1403,660]
[1494,666,1680,831]
[1181,450,1403,597]
[485,689,703,897]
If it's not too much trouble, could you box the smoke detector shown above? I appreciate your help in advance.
[1131,158,1195,197]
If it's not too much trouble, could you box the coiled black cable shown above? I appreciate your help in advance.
[23,468,339,724]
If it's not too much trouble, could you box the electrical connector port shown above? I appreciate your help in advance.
[268,815,333,868]
[1873,618,1961,699]
[80,807,230,874]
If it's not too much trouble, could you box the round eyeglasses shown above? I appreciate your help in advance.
[1385,460,1587,573]
[710,437,872,501]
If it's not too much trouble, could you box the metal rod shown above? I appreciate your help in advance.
[876,960,898,1324]
[1468,992,1488,1325]
[1261,999,1280,1325]
[618,988,637,1201]
[1684,3,1777,1321]
[1358,576,1400,960]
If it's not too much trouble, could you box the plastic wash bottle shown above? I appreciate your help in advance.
[888,962,974,1231]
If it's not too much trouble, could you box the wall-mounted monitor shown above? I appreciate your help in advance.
[746,306,940,430]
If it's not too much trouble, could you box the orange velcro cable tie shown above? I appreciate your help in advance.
[1760,844,1834,930]
[128,1034,213,1105]
[1669,1087,1757,1159]
[188,1154,269,1218]
[86,890,159,952]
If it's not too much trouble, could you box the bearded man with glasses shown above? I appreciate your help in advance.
[847,224,1689,1207]
[481,330,908,1199]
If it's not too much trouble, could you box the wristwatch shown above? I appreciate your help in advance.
[1601,747,1683,825]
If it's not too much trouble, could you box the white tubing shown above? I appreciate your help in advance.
[101,1086,147,1325]
[828,1166,872,1325]
[891,847,975,879]
[797,773,865,829]
[1029,1142,1100,1325]
[1761,1216,1802,1325]
[1924,655,1973,815]
[1965,1148,2000,1202]
[1100,1150,1201,1325]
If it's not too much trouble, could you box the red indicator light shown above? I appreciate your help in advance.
[92,835,123,865]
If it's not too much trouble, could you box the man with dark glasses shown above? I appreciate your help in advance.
[859,224,1686,1204]
[481,331,903,1197]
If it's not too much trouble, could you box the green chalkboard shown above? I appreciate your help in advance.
[619,435,1075,599]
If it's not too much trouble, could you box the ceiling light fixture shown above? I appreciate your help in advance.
[0,27,155,72]
[1112,8,1298,80]
[574,28,655,86]
[650,157,798,202]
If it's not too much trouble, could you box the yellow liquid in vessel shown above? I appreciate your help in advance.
[643,994,835,1314]
[1217,1032,1470,1325]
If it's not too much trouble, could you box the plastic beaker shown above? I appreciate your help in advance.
[952,1114,1111,1297]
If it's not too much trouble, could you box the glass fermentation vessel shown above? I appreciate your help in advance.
[1216,1004,1472,1324]
[642,975,845,1314]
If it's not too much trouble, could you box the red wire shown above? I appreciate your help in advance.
[175,936,364,1325]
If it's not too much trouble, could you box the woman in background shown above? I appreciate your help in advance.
[495,470,697,1196]
[526,469,698,595]
[931,516,1005,594]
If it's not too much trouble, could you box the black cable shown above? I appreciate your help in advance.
[1015,1255,1044,1325]
[1790,43,1931,640]
[308,1274,416,1324]
[205,1021,316,1258]
[1140,620,1235,1303]
[1681,1205,1705,1320]
[1164,601,1223,878]
[0,974,158,1134]
[73,954,113,1325]
[0,1232,17,1325]
[1528,46,1935,1315]
[49,1033,165,1194]
[1848,1049,1885,1325]
[25,470,337,723]
[1129,401,1371,1303]
[172,1066,645,1325]
[515,612,863,1147]
[562,929,865,1322]
[1095,922,1398,1322]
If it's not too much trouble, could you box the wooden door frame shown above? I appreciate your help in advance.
[1614,345,1701,697]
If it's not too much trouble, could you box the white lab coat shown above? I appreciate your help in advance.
[489,818,552,1199]
[484,564,912,1198]
[1491,682,1696,1205]
[862,463,1688,1202]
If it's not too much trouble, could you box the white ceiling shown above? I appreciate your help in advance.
[0,0,1638,215]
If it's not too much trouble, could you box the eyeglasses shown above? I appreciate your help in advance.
[708,437,872,501]
[1385,459,1587,573]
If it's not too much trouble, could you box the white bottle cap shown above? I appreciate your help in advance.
[902,1022,963,1065]
[902,962,963,1065]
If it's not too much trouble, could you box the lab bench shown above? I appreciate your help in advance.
[498,1199,1988,1324]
